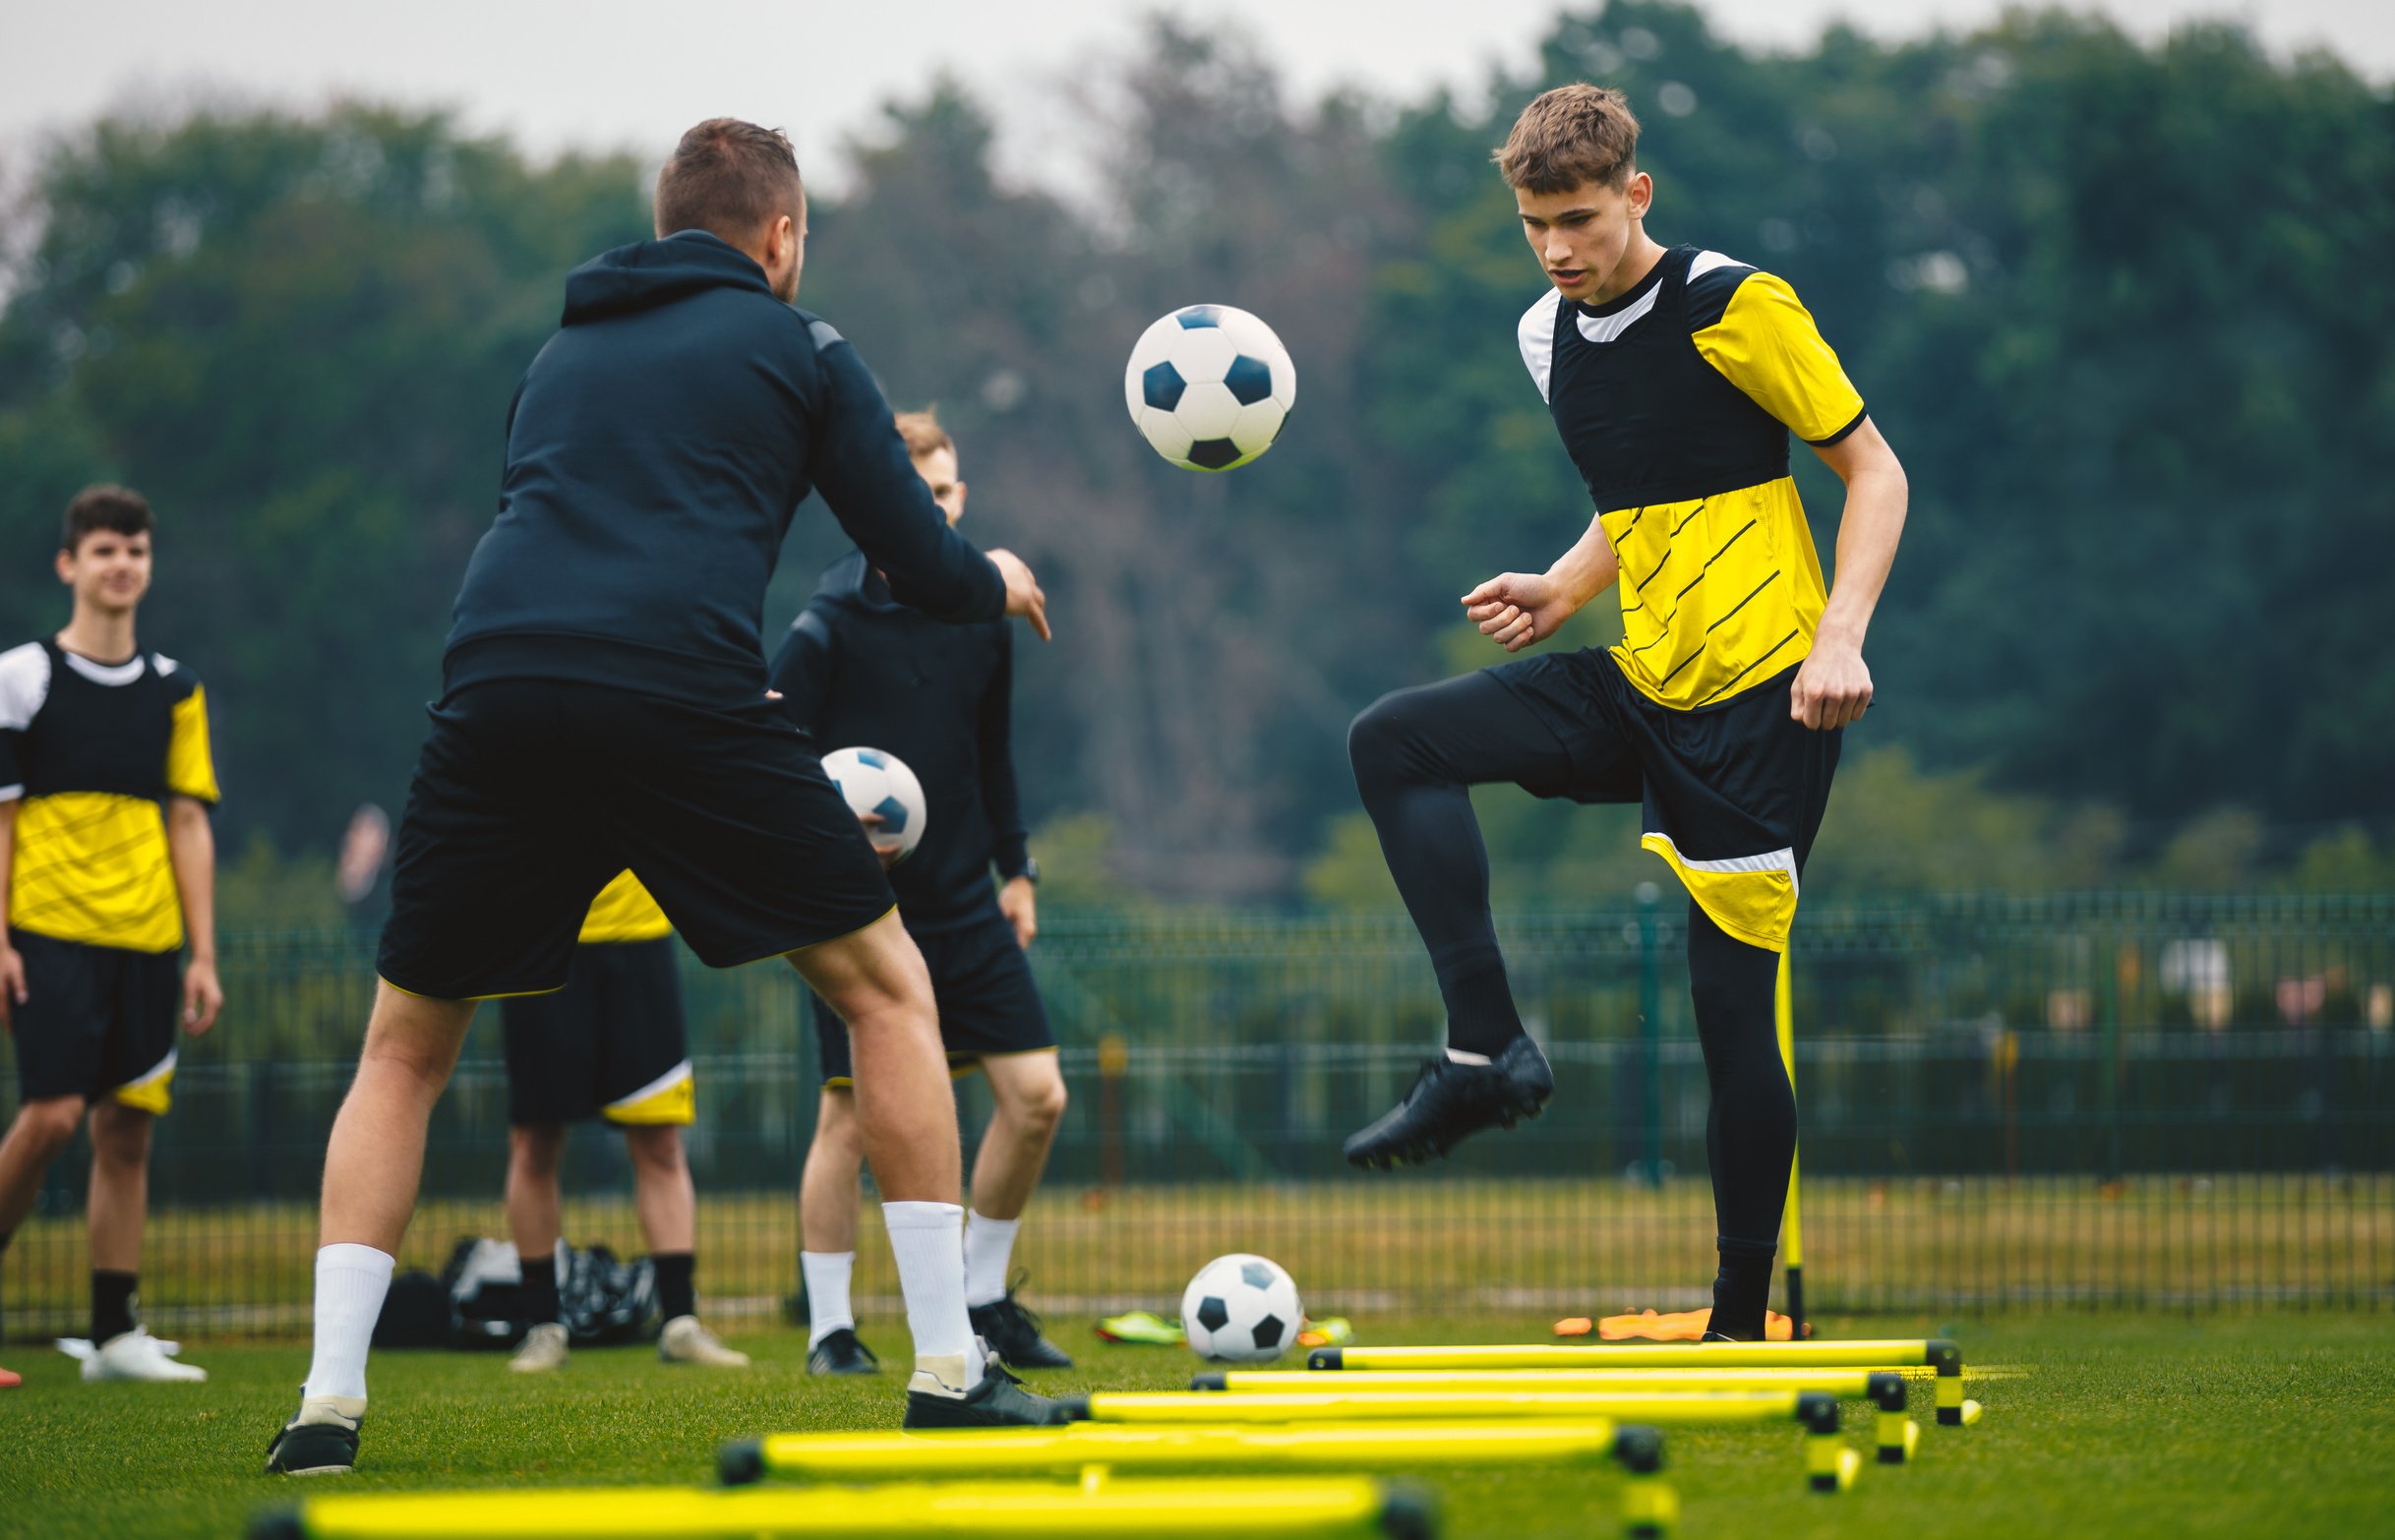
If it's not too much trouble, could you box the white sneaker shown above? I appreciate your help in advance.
[81,1328,207,1383]
[509,1322,570,1373]
[658,1315,749,1368]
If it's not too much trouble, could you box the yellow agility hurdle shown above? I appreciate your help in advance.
[1060,1388,1866,1490]
[1308,1337,1982,1427]
[249,1478,1428,1540]
[719,1425,1677,1539]
[1184,1372,1922,1465]
[721,1422,1638,1486]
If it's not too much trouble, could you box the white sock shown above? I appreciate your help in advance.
[1446,1046,1493,1065]
[302,1243,394,1402]
[881,1200,980,1390]
[963,1211,1021,1309]
[802,1251,856,1348]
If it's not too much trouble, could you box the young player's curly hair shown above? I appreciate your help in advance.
[893,407,954,461]
[1495,84,1642,194]
[655,118,805,244]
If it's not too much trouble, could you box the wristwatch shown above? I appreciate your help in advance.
[1014,858,1041,886]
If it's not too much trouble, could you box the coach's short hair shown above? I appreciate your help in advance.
[893,408,954,461]
[655,118,805,244]
[62,484,153,553]
[1496,84,1642,194]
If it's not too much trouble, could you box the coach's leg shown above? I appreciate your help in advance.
[966,1053,1066,1301]
[1347,672,1579,1058]
[800,1088,866,1350]
[302,984,475,1403]
[1685,903,1795,1341]
[788,913,980,1390]
[86,1101,151,1345]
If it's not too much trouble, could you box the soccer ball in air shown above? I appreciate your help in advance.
[1181,1253,1303,1363]
[1123,304,1296,471]
[820,746,928,862]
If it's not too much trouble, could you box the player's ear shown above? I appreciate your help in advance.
[1625,171,1652,220]
[54,547,75,584]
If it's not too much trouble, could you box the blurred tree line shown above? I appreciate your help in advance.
[1,4,2390,925]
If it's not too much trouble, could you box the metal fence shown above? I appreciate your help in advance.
[3,893,2389,1338]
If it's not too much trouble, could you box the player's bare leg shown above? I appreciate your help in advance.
[78,1100,198,1381]
[624,1123,745,1366]
[269,985,474,1472]
[0,1096,84,1242]
[503,1123,571,1372]
[798,1087,876,1374]
[789,911,1062,1425]
[964,1050,1071,1367]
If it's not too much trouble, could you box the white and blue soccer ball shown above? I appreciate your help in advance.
[1124,304,1296,472]
[820,746,928,862]
[1181,1253,1303,1363]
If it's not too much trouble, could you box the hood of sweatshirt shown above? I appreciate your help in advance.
[561,230,774,325]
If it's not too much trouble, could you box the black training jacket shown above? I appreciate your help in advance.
[770,553,1028,931]
[445,230,1003,704]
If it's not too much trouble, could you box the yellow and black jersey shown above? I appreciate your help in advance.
[0,639,218,953]
[1519,246,1866,712]
[577,868,673,945]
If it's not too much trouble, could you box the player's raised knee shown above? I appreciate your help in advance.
[1347,688,1427,782]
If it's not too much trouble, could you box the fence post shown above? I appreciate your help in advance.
[1098,1032,1128,1192]
[1637,881,1663,1188]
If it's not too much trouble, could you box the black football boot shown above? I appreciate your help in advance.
[1343,1035,1554,1169]
[969,1282,1075,1370]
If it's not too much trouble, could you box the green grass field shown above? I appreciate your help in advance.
[4,1311,2390,1539]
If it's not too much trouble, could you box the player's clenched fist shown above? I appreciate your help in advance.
[1464,571,1577,653]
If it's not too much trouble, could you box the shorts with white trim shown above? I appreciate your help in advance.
[1489,651,1840,950]
[499,937,692,1125]
[6,930,181,1112]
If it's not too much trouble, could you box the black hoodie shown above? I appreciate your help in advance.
[770,552,1027,931]
[444,231,1003,704]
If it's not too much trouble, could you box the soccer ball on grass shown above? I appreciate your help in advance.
[1181,1253,1303,1363]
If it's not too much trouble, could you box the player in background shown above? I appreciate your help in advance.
[0,485,224,1382]
[774,409,1071,1377]
[267,118,1059,1477]
[1341,86,1907,1343]
[498,869,747,1372]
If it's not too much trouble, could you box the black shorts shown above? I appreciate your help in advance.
[811,907,1053,1088]
[7,931,182,1112]
[377,680,894,1000]
[499,937,691,1126]
[1490,651,1840,951]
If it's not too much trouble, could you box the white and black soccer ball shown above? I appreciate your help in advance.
[820,746,928,862]
[1123,304,1296,472]
[1181,1253,1303,1363]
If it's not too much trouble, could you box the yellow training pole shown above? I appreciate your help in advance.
[257,1479,1421,1540]
[1312,1338,1955,1372]
[725,1422,1633,1485]
[1193,1370,1921,1462]
[1777,945,1805,1334]
[1067,1389,1801,1426]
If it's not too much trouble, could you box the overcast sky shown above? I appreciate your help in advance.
[3,0,2387,193]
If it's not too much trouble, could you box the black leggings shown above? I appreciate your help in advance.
[1348,672,1793,1255]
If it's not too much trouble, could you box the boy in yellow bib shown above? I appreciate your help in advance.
[1342,86,1908,1342]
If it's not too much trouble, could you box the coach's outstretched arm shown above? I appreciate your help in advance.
[809,336,1049,639]
[1788,417,1906,731]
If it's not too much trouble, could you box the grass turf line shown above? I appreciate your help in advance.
[0,1313,2389,1540]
